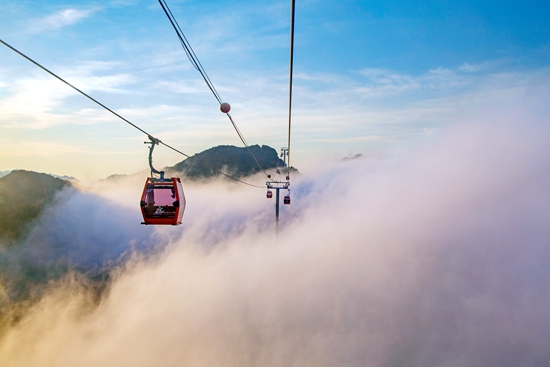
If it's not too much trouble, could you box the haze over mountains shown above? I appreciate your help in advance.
[0,170,139,305]
[0,144,292,306]
[101,144,295,183]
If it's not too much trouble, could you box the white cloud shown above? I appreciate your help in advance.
[68,73,137,94]
[459,62,485,72]
[0,77,75,129]
[1,113,550,366]
[458,59,509,73]
[423,127,436,136]
[358,67,418,87]
[355,66,468,97]
[154,79,209,95]
[0,60,139,130]
[27,8,100,33]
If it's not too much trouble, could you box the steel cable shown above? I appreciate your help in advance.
[158,0,270,178]
[0,38,264,189]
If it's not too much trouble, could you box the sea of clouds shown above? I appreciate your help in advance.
[1,110,549,366]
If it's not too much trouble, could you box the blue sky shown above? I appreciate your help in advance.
[0,0,549,179]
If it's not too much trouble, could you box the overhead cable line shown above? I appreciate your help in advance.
[0,39,151,138]
[157,0,270,178]
[286,0,296,179]
[0,38,264,189]
[157,0,222,104]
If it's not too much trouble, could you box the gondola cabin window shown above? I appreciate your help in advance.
[143,185,177,218]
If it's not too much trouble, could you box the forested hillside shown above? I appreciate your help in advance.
[0,170,70,246]
[168,145,293,179]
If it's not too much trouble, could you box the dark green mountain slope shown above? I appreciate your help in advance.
[0,170,70,245]
[168,145,292,179]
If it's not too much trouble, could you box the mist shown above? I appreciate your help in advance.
[1,113,550,366]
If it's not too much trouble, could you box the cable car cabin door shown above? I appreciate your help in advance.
[140,177,185,225]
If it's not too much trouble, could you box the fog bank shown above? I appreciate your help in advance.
[1,117,550,366]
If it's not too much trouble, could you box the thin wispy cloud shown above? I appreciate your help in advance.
[69,74,138,94]
[423,127,436,136]
[355,66,468,97]
[0,77,75,129]
[154,79,210,95]
[359,67,418,85]
[0,69,137,130]
[27,7,100,33]
[458,59,511,73]
[354,61,532,100]
[62,60,124,75]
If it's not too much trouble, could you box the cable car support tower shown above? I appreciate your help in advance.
[266,0,296,233]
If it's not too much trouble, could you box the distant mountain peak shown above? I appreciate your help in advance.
[167,144,295,179]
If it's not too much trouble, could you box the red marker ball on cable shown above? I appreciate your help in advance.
[220,102,231,113]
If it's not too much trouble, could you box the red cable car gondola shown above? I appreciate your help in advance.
[283,195,291,205]
[140,177,185,225]
[266,190,273,199]
[140,137,186,225]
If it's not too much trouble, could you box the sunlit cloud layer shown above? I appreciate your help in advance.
[0,110,549,366]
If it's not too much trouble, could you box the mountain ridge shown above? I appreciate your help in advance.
[167,144,296,179]
[0,170,71,246]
